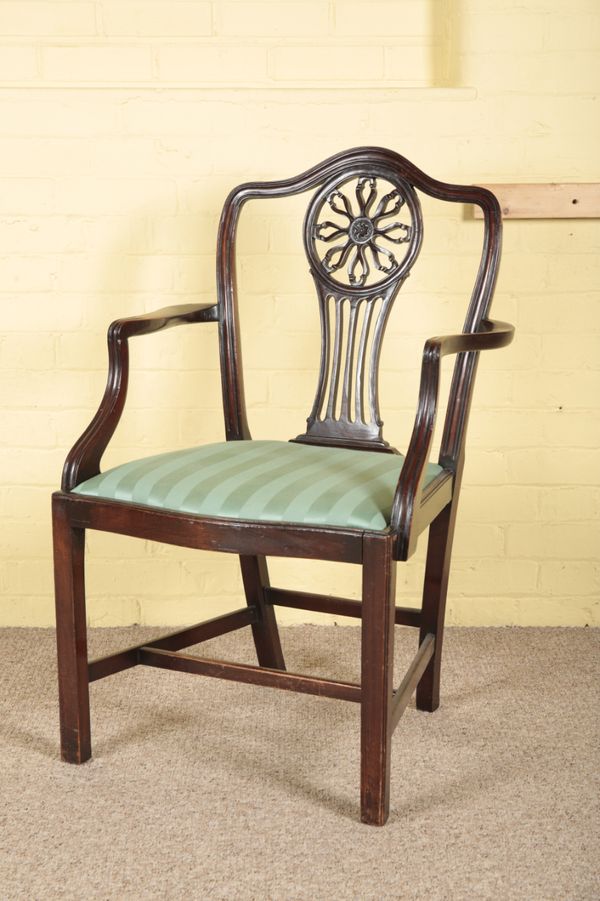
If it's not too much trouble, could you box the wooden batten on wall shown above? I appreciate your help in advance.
[473,183,600,218]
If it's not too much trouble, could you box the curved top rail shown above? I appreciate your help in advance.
[221,146,501,212]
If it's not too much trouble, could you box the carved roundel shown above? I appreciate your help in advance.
[305,169,423,292]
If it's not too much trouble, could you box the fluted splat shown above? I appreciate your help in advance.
[295,168,423,452]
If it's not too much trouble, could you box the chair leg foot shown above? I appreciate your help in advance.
[360,535,396,827]
[53,498,91,764]
[361,804,390,827]
[61,736,91,765]
[415,681,440,714]
[239,555,285,670]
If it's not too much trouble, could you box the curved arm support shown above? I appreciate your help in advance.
[390,319,514,559]
[61,303,218,492]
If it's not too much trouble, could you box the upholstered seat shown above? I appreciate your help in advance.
[73,440,443,531]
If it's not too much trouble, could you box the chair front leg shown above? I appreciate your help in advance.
[239,555,285,670]
[53,499,91,763]
[360,534,396,826]
[416,500,458,712]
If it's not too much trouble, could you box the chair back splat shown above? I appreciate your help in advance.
[53,147,513,826]
[217,147,502,465]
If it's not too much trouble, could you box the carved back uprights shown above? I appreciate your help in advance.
[216,148,501,461]
[295,166,423,452]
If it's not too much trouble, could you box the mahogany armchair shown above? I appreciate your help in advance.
[53,147,514,826]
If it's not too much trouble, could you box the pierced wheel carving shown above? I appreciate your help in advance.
[306,173,422,291]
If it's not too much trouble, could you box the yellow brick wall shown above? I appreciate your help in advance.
[1,0,598,627]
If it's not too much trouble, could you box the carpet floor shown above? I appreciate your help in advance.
[0,625,598,900]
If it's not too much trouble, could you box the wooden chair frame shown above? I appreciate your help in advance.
[53,147,513,825]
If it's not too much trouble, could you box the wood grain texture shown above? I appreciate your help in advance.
[416,499,461,713]
[53,497,91,763]
[391,632,435,732]
[88,607,257,682]
[239,555,286,670]
[266,586,422,628]
[360,534,396,826]
[138,647,362,703]
[473,183,600,219]
[58,492,364,563]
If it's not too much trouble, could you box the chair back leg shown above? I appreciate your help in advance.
[360,534,396,826]
[416,500,459,712]
[239,555,286,670]
[53,500,91,763]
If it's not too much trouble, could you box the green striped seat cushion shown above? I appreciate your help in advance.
[72,440,443,532]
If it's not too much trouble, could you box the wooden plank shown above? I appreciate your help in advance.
[390,633,435,733]
[88,607,256,682]
[138,647,362,703]
[63,493,363,564]
[88,647,139,683]
[266,586,422,628]
[473,183,600,219]
[239,555,285,669]
[360,534,396,826]
[53,508,91,764]
[146,607,256,651]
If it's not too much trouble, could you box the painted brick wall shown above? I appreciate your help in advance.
[1,0,598,627]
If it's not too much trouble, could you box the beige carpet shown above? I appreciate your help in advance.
[0,625,598,900]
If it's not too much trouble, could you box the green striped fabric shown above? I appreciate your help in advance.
[72,440,443,531]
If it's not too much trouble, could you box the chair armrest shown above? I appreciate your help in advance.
[61,303,219,491]
[390,319,514,557]
[419,317,514,358]
[109,302,218,339]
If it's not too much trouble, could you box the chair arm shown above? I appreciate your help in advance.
[418,317,514,358]
[109,302,218,339]
[390,319,514,557]
[61,303,219,491]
